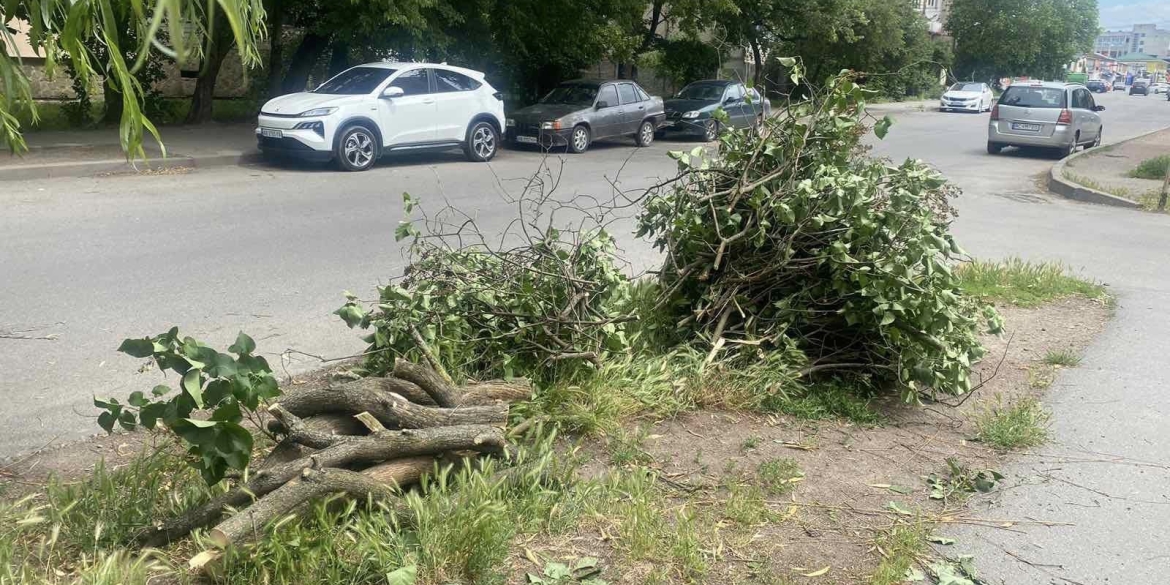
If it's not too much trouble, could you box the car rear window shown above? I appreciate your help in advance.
[999,86,1066,108]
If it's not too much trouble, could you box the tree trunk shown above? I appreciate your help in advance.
[282,32,329,93]
[100,80,124,125]
[750,39,764,87]
[264,0,285,96]
[186,12,236,124]
[327,39,350,77]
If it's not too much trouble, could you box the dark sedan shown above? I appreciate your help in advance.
[505,80,665,153]
[660,80,771,141]
[1085,79,1108,93]
[1130,81,1150,96]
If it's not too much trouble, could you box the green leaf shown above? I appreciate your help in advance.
[183,418,218,428]
[97,411,117,433]
[386,566,417,585]
[928,535,956,545]
[183,369,204,409]
[874,115,894,140]
[228,332,256,356]
[117,338,155,358]
[118,410,137,431]
[778,56,796,67]
[127,391,148,407]
[886,501,913,516]
[394,221,417,242]
[151,384,171,397]
[887,485,913,495]
[335,304,367,329]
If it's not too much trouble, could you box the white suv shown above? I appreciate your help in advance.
[257,62,505,171]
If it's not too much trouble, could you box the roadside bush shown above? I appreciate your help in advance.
[337,194,632,382]
[1129,155,1170,180]
[637,66,1000,400]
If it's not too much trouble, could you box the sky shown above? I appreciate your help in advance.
[1098,0,1170,29]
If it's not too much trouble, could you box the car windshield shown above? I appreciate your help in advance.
[677,83,727,100]
[950,83,983,92]
[312,67,396,95]
[541,84,599,106]
[999,86,1066,108]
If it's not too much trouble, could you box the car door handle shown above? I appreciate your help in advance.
[422,98,435,104]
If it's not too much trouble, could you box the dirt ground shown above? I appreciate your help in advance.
[0,297,1111,584]
[511,297,1111,584]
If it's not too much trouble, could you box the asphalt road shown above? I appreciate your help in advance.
[870,91,1170,584]
[2,88,1169,581]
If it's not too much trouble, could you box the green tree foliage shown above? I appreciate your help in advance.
[947,0,1098,80]
[1,0,265,155]
[97,329,279,484]
[637,66,1000,399]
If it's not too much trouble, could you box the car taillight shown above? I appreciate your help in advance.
[990,104,999,120]
[1057,109,1072,125]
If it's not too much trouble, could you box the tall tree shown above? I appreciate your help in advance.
[947,0,1098,81]
[1,0,265,155]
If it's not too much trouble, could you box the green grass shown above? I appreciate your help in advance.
[1129,155,1170,180]
[957,258,1107,307]
[1043,348,1081,367]
[757,458,803,496]
[722,481,770,526]
[759,380,882,424]
[1061,170,1134,198]
[870,521,931,585]
[976,396,1050,450]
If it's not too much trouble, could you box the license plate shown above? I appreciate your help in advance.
[1011,122,1042,132]
[261,128,283,138]
[515,135,538,144]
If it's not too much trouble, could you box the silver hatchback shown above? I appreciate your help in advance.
[987,81,1105,157]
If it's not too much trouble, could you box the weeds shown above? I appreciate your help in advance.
[957,258,1106,307]
[1043,349,1081,367]
[1062,170,1134,198]
[976,396,1050,449]
[925,458,1003,504]
[757,459,804,496]
[1027,366,1055,389]
[607,427,652,467]
[760,381,882,424]
[871,521,931,585]
[722,481,770,526]
[1129,155,1170,180]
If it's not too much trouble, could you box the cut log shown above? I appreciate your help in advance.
[134,425,505,547]
[261,413,368,469]
[207,466,406,548]
[279,384,508,430]
[460,379,533,405]
[393,358,461,407]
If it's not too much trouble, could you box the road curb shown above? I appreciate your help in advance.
[0,150,265,182]
[1047,127,1170,209]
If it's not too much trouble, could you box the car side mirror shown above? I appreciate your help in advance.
[1094,105,1106,112]
[381,86,405,99]
[596,100,610,109]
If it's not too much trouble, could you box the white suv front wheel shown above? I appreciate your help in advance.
[465,121,499,162]
[336,125,378,172]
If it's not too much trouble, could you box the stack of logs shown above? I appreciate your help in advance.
[134,357,533,557]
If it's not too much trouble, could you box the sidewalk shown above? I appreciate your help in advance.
[0,123,261,181]
[1055,127,1170,209]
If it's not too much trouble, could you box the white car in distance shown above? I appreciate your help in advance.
[940,82,995,113]
[256,62,505,171]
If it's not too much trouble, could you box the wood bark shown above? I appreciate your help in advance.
[186,10,236,124]
[279,382,508,430]
[135,425,504,546]
[393,358,461,407]
[281,32,328,93]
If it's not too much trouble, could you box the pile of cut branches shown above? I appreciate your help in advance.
[109,332,538,569]
[637,65,1000,399]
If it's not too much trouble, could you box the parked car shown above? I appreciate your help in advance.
[505,80,665,153]
[1130,80,1150,96]
[940,82,995,112]
[1112,78,1127,91]
[1152,82,1169,94]
[256,62,505,171]
[1085,79,1108,93]
[660,80,771,140]
[987,81,1104,158]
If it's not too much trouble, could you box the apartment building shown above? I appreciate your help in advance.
[1095,24,1170,59]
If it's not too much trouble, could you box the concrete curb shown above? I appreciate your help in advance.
[864,99,938,113]
[0,150,264,182]
[1047,127,1170,209]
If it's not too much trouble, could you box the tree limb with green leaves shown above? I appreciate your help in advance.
[0,0,266,156]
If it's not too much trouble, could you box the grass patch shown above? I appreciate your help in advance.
[957,258,1106,307]
[870,521,931,585]
[1129,155,1170,180]
[759,381,882,424]
[1027,365,1055,389]
[757,458,804,496]
[1061,170,1133,198]
[722,481,770,526]
[976,396,1050,450]
[1043,348,1081,367]
[18,98,261,133]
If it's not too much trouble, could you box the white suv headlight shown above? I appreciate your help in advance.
[297,107,337,117]
[506,118,516,127]
[681,111,700,119]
